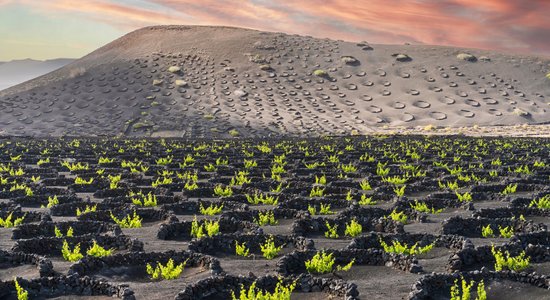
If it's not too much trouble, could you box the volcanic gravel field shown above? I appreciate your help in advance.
[0,135,548,299]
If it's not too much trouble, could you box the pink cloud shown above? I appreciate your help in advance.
[15,0,550,56]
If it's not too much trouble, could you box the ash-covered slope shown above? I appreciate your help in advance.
[0,25,549,137]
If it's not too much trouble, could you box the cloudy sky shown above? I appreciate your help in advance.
[1,0,549,61]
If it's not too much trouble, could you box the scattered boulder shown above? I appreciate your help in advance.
[175,80,188,87]
[513,108,530,117]
[313,69,328,77]
[341,56,359,65]
[168,66,181,73]
[393,54,411,62]
[357,41,373,50]
[479,56,491,62]
[253,41,275,50]
[249,54,268,64]
[234,89,248,97]
[457,53,477,62]
[259,64,272,71]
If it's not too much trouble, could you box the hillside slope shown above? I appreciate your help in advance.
[0,25,549,137]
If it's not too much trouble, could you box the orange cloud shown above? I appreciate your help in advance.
[15,0,550,56]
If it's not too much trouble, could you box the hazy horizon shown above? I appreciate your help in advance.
[1,0,549,61]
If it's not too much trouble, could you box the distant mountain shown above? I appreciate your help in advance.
[0,58,75,91]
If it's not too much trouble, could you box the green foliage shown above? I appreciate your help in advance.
[498,225,514,238]
[54,226,73,238]
[76,204,96,216]
[155,155,173,166]
[203,163,218,172]
[529,194,550,209]
[245,192,279,205]
[339,163,357,173]
[379,239,434,255]
[235,241,250,257]
[146,258,187,280]
[31,175,40,183]
[314,175,326,185]
[383,175,408,185]
[74,176,94,185]
[131,191,158,207]
[376,162,390,176]
[61,240,83,262]
[345,190,353,201]
[37,157,50,166]
[501,183,518,195]
[304,161,319,169]
[305,251,335,274]
[336,259,355,271]
[86,240,113,257]
[344,219,362,237]
[308,203,334,215]
[243,159,257,169]
[360,153,375,162]
[213,185,233,197]
[98,157,114,164]
[324,222,339,238]
[230,171,251,186]
[447,166,463,175]
[512,165,531,175]
[260,236,283,259]
[14,278,28,300]
[309,186,325,198]
[533,160,546,168]
[319,203,334,214]
[190,216,220,238]
[387,209,408,224]
[450,277,486,300]
[46,195,59,208]
[456,191,473,202]
[481,225,494,238]
[216,157,229,165]
[231,279,296,300]
[491,246,530,271]
[327,154,339,163]
[491,157,502,166]
[393,185,406,197]
[110,211,142,228]
[0,212,25,228]
[108,174,122,189]
[358,194,377,205]
[61,161,89,171]
[9,167,25,177]
[229,129,240,137]
[151,176,173,187]
[409,200,442,214]
[199,202,224,215]
[440,180,459,191]
[255,211,278,226]
[359,179,372,191]
[184,180,199,191]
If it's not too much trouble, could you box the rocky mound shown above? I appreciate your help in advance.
[0,25,549,137]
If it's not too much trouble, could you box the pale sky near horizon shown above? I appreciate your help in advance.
[1,0,549,61]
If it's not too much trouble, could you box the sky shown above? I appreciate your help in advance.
[1,0,549,61]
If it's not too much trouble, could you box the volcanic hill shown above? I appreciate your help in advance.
[1,25,549,137]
